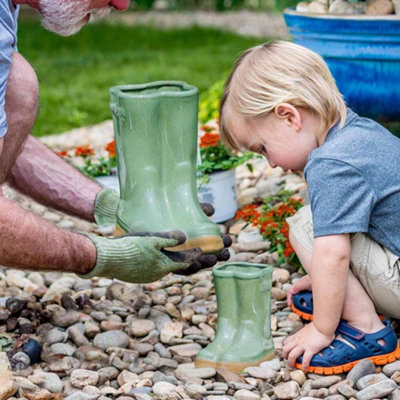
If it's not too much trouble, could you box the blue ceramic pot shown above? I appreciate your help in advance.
[283,9,400,121]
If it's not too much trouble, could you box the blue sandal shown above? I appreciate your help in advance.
[291,290,313,321]
[296,319,400,375]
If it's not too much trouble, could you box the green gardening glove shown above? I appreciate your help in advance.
[94,188,119,228]
[80,231,202,283]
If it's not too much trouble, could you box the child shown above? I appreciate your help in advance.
[219,40,400,375]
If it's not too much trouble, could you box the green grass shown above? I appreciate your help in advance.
[18,20,267,137]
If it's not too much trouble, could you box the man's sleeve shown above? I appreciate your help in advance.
[305,158,376,237]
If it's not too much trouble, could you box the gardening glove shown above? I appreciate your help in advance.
[80,230,202,283]
[94,188,119,228]
[175,202,232,276]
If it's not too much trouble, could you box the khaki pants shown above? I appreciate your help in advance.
[287,205,400,319]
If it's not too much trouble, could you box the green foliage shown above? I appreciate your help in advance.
[80,157,117,178]
[198,79,225,124]
[17,20,265,137]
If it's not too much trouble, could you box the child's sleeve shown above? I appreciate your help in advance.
[305,158,376,237]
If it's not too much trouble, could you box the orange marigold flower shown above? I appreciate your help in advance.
[56,151,68,157]
[200,132,220,148]
[105,140,116,157]
[75,145,95,157]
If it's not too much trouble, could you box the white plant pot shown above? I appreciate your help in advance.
[197,169,238,223]
[95,175,120,193]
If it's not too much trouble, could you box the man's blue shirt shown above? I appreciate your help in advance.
[305,109,400,257]
[0,0,18,138]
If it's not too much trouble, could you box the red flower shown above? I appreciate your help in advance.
[75,145,94,157]
[105,140,116,157]
[56,151,68,157]
[200,132,220,148]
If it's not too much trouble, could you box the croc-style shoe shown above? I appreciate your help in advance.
[296,319,400,375]
[291,290,313,321]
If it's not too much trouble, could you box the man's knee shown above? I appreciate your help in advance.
[5,52,39,133]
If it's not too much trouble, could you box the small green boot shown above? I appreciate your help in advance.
[194,265,239,367]
[110,81,223,254]
[195,262,275,373]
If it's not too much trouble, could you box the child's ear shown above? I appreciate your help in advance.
[274,103,302,131]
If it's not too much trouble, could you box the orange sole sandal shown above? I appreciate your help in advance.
[295,319,400,375]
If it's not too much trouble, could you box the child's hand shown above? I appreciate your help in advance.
[282,322,334,372]
[287,275,312,306]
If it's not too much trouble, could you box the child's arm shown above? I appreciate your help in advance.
[283,233,351,371]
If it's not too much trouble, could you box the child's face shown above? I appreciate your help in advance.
[227,105,321,172]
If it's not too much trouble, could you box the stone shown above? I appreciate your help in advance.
[338,381,358,397]
[289,370,306,386]
[308,0,329,13]
[160,322,183,343]
[312,376,342,389]
[153,371,178,385]
[28,372,63,393]
[50,343,76,356]
[0,372,17,400]
[51,309,80,328]
[365,0,394,14]
[329,0,365,14]
[356,379,396,399]
[93,330,130,350]
[357,373,388,390]
[273,381,300,400]
[326,396,346,400]
[234,389,260,400]
[272,268,290,284]
[177,367,216,380]
[260,358,281,371]
[131,320,156,337]
[70,369,99,388]
[47,356,80,373]
[244,366,277,380]
[389,389,400,400]
[383,361,400,377]
[347,359,376,384]
[296,1,311,12]
[152,381,178,394]
[46,328,69,345]
[68,326,90,347]
[169,343,202,358]
[98,367,120,385]
[117,370,139,386]
[216,368,244,383]
[64,391,99,400]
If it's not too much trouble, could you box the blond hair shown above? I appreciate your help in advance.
[220,41,347,150]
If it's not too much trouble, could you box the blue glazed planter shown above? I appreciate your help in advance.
[283,9,400,121]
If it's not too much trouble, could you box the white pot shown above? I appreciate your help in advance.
[197,169,238,223]
[95,175,120,193]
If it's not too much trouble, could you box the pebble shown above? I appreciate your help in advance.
[50,342,76,356]
[356,378,397,400]
[234,389,260,400]
[312,376,342,389]
[383,361,400,377]
[160,321,183,343]
[152,381,178,394]
[357,373,388,390]
[289,370,306,386]
[93,330,130,350]
[28,372,63,393]
[131,319,156,337]
[347,359,376,384]
[70,369,99,388]
[273,381,300,400]
[244,366,277,380]
[338,382,357,398]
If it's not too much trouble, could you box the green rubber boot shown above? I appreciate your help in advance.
[110,81,223,253]
[195,262,275,373]
[194,265,239,367]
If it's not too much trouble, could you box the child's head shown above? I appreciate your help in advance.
[220,41,347,171]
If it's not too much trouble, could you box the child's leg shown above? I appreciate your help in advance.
[289,220,384,334]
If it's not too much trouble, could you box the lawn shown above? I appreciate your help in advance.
[18,20,266,137]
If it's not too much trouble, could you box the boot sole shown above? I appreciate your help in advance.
[195,351,275,373]
[295,344,400,375]
[114,224,224,253]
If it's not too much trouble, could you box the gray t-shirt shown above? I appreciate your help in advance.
[0,0,18,138]
[305,109,400,257]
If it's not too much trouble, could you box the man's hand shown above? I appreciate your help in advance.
[287,275,312,307]
[282,322,334,372]
[81,230,202,283]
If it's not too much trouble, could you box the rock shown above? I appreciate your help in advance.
[98,366,119,385]
[216,368,244,383]
[152,381,178,394]
[365,0,394,14]
[93,330,130,350]
[390,389,400,400]
[289,370,306,386]
[383,361,400,377]
[244,366,277,380]
[160,322,183,343]
[329,0,365,14]
[356,379,397,400]
[272,268,290,284]
[273,381,300,400]
[47,356,80,373]
[131,319,156,337]
[154,343,172,359]
[12,351,31,370]
[28,372,63,393]
[22,388,63,400]
[153,371,178,385]
[177,366,216,380]
[393,0,400,14]
[50,343,76,356]
[64,391,99,400]
[347,359,376,384]
[296,1,311,12]
[338,382,357,398]
[51,309,80,328]
[308,0,328,13]
[117,370,139,386]
[312,376,342,389]
[68,325,90,347]
[326,396,346,400]
[0,369,17,400]
[169,343,202,358]
[260,358,281,371]
[234,389,260,400]
[357,373,388,390]
[70,369,99,388]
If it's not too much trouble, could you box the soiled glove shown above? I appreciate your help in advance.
[93,188,119,228]
[80,231,202,283]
